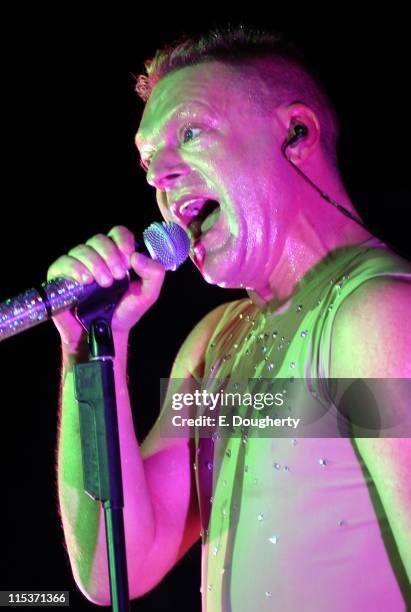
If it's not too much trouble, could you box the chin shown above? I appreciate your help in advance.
[201,257,248,290]
[190,236,253,289]
[198,264,230,287]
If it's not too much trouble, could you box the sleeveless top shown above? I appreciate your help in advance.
[193,237,411,612]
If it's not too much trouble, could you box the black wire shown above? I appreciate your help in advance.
[281,143,410,260]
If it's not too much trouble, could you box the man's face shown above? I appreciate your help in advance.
[136,61,294,290]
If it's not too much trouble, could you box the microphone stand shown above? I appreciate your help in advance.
[73,275,131,612]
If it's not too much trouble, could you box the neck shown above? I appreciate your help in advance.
[247,183,374,310]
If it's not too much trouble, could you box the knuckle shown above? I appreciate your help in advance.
[47,255,63,272]
[153,270,165,284]
[47,254,71,277]
[108,226,135,255]
[47,255,91,284]
[86,234,123,264]
[152,262,166,277]
[108,225,131,237]
[86,233,106,246]
[68,243,89,257]
[46,266,57,281]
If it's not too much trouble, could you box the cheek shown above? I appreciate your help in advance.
[156,192,173,222]
[159,205,173,223]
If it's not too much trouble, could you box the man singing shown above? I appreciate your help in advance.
[49,26,411,610]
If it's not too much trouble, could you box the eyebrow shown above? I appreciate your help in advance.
[135,101,215,152]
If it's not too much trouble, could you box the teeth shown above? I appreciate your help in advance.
[180,198,206,216]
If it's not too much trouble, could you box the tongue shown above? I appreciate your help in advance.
[188,200,220,239]
[200,207,221,234]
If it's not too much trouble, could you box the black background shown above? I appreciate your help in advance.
[1,8,410,611]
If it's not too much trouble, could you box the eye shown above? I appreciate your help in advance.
[181,125,202,144]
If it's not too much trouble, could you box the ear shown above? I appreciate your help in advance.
[275,102,321,165]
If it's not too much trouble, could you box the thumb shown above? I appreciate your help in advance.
[130,252,166,296]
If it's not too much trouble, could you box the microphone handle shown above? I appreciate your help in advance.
[0,273,137,343]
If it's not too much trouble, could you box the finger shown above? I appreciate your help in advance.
[85,233,129,279]
[130,251,165,297]
[47,254,95,285]
[113,253,165,322]
[68,244,114,287]
[107,225,136,267]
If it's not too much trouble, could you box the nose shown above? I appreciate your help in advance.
[146,148,190,190]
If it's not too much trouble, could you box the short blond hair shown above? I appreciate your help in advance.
[135,24,340,169]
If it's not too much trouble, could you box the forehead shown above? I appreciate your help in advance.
[136,61,254,147]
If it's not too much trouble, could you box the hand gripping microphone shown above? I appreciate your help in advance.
[0,221,190,342]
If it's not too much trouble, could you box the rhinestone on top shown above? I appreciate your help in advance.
[211,431,220,443]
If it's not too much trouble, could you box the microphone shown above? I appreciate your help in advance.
[0,221,190,342]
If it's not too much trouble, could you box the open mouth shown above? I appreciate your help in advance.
[187,199,221,241]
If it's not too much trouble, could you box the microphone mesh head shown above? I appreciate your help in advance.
[143,222,190,271]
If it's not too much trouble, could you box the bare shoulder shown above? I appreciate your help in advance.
[330,275,411,378]
[329,275,411,580]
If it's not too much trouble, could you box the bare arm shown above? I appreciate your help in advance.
[58,303,228,604]
[57,332,156,604]
[330,276,411,582]
[50,225,230,604]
